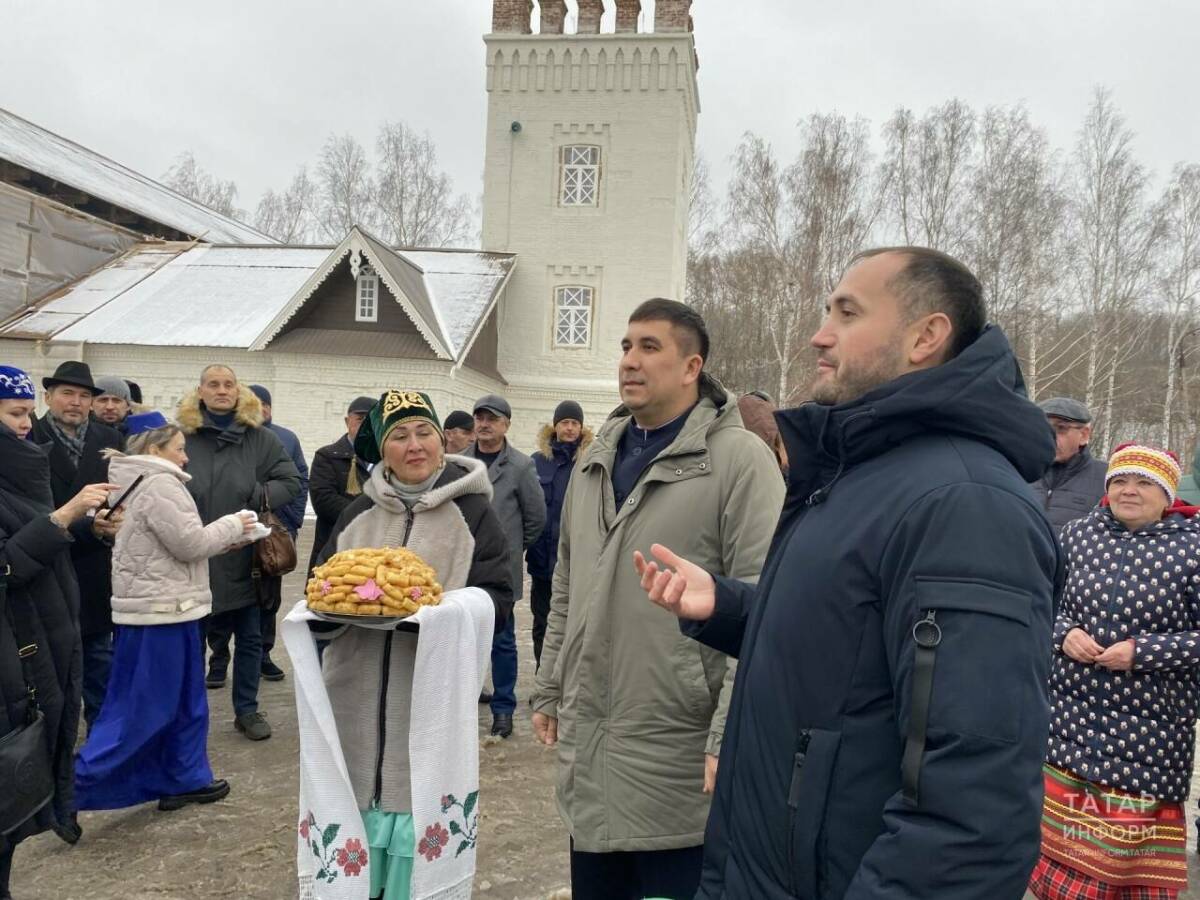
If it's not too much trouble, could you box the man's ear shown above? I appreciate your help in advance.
[907,312,953,367]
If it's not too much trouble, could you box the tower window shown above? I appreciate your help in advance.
[554,286,593,348]
[356,267,378,323]
[560,145,601,207]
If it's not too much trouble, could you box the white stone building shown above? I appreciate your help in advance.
[0,0,698,454]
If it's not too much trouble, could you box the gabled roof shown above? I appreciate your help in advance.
[251,226,515,362]
[0,232,516,366]
[0,106,273,244]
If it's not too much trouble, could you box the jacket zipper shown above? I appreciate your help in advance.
[372,508,415,806]
[786,729,812,895]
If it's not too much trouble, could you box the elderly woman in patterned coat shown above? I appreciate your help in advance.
[1030,443,1200,900]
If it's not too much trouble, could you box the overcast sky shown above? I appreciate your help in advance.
[2,0,1196,226]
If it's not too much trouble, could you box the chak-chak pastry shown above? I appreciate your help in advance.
[307,547,443,617]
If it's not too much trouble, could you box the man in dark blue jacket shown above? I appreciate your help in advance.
[526,400,593,668]
[636,247,1060,899]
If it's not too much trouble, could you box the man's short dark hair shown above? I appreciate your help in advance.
[628,298,710,363]
[849,247,986,359]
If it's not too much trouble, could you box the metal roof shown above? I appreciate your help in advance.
[0,106,274,244]
[0,237,516,365]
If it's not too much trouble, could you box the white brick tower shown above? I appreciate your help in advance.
[481,0,699,439]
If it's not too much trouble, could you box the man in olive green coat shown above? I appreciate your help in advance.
[531,299,784,900]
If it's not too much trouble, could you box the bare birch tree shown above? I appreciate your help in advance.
[374,121,473,247]
[162,151,242,220]
[1066,88,1161,450]
[880,100,976,252]
[1156,164,1200,446]
[253,166,318,243]
[960,105,1068,397]
[315,133,376,241]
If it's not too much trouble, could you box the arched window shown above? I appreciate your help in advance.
[559,145,601,207]
[554,286,593,348]
[356,266,378,322]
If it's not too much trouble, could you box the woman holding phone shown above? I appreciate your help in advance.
[74,411,256,813]
[0,365,117,898]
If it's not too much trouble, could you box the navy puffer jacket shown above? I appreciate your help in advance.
[683,326,1060,899]
[525,424,593,581]
[1049,505,1200,802]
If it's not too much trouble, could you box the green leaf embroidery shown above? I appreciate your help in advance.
[462,790,478,821]
[310,839,321,859]
[448,820,462,836]
[315,868,328,881]
[322,823,341,849]
[455,838,471,858]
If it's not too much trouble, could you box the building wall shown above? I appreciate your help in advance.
[480,33,699,420]
[284,256,429,342]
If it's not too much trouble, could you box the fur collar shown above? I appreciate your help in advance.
[536,423,595,459]
[177,385,264,434]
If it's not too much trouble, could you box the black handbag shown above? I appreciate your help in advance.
[0,562,55,835]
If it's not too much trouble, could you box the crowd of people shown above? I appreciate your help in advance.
[1,246,1200,900]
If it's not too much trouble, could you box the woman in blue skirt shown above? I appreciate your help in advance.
[74,412,255,811]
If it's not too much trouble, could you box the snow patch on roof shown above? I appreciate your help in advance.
[0,107,273,243]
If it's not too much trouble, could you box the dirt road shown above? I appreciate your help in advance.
[11,531,570,900]
[10,530,1200,898]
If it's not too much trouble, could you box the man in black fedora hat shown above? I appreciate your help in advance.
[32,360,124,731]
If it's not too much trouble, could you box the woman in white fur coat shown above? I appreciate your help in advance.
[74,411,255,813]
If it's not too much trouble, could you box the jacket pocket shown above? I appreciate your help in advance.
[913,577,1031,745]
[788,728,841,899]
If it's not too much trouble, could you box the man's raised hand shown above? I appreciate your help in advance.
[633,543,716,622]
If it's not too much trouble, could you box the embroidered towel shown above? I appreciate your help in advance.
[283,588,494,900]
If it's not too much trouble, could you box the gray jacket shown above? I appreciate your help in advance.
[462,441,545,600]
[177,386,301,614]
[1031,446,1108,532]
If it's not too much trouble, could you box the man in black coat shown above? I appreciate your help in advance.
[1030,397,1108,531]
[306,396,374,576]
[179,365,300,742]
[637,248,1060,899]
[30,361,123,730]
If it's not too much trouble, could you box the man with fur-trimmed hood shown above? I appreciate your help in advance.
[526,401,593,669]
[177,364,300,741]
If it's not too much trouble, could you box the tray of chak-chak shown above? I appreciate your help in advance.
[306,547,443,624]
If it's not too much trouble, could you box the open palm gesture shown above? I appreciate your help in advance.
[633,544,716,622]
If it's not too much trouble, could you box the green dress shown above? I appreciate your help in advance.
[362,807,414,899]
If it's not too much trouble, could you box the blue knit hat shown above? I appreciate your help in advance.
[0,366,35,401]
[125,411,170,436]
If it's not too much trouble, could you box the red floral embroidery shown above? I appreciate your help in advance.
[418,823,450,861]
[336,838,368,877]
[299,819,310,840]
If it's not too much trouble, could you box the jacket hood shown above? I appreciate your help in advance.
[0,423,53,511]
[537,423,596,458]
[778,325,1055,491]
[107,453,190,504]
[364,455,493,514]
[177,385,264,434]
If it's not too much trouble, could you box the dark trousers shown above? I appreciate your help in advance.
[209,576,282,664]
[569,841,704,900]
[81,631,113,729]
[489,614,517,716]
[530,577,552,669]
[204,604,262,716]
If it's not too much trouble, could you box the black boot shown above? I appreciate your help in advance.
[260,656,285,682]
[159,779,231,811]
[490,713,513,738]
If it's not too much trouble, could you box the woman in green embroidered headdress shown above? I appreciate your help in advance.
[310,390,512,899]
